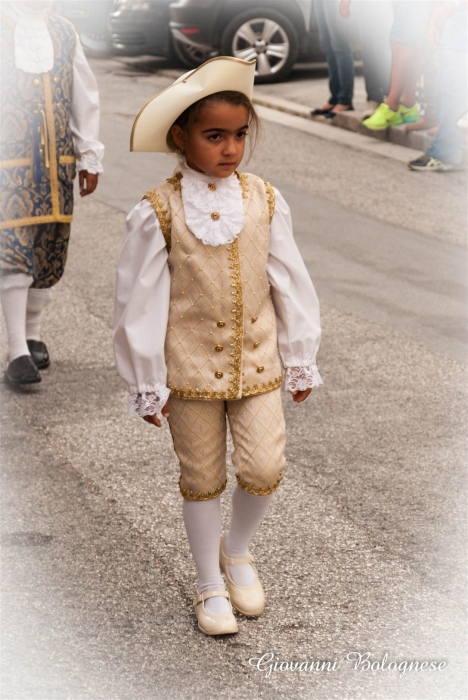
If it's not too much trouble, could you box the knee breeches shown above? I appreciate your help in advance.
[168,388,286,500]
[0,222,71,288]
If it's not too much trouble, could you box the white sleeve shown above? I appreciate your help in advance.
[70,37,104,174]
[113,199,171,415]
[267,187,323,389]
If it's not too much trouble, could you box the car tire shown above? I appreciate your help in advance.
[171,37,217,69]
[220,8,299,84]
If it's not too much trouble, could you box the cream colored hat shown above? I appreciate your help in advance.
[130,56,256,153]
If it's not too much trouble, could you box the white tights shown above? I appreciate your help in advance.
[0,274,52,361]
[183,485,274,614]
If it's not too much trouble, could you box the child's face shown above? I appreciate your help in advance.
[171,103,250,179]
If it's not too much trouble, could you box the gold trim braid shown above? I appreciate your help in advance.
[179,477,227,501]
[264,180,275,222]
[43,73,60,219]
[241,375,283,397]
[236,473,283,496]
[227,238,243,399]
[143,190,172,251]
[0,214,73,231]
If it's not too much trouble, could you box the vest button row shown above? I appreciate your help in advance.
[257,366,264,373]
[217,321,225,328]
[215,345,223,352]
[253,341,260,349]
[211,211,220,221]
[214,371,223,379]
[251,316,258,323]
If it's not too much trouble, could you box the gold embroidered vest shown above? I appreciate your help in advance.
[144,172,283,400]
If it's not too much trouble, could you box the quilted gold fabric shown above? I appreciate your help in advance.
[144,172,283,400]
[168,387,286,500]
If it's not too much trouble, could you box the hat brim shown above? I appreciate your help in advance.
[130,56,256,153]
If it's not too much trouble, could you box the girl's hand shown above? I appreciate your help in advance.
[291,389,312,403]
[143,401,170,427]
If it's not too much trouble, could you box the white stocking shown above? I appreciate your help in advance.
[0,274,32,361]
[224,485,275,587]
[26,287,53,341]
[182,496,230,614]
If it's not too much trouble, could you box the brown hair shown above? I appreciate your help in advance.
[166,90,260,160]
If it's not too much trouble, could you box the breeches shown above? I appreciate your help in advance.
[168,387,286,500]
[0,222,71,289]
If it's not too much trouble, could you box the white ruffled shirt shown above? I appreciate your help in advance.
[113,164,322,417]
[2,2,104,174]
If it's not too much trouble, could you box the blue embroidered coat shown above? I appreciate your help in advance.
[0,12,77,230]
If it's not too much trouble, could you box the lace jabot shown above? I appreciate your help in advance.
[3,3,54,74]
[178,164,245,247]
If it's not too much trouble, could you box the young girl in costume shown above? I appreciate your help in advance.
[113,57,322,636]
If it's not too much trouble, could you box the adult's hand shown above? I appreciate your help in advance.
[340,0,351,19]
[79,169,99,197]
[291,388,312,403]
[142,401,170,427]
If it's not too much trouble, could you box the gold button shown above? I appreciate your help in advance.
[214,371,223,379]
[53,76,59,83]
[211,211,220,221]
[257,366,264,373]
[208,183,216,191]
[217,321,225,328]
[215,345,223,352]
[33,79,40,86]
[253,341,260,349]
[251,316,258,323]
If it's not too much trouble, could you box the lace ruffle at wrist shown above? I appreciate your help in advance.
[127,388,171,417]
[284,365,323,392]
[76,152,104,175]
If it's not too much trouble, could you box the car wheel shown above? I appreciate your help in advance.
[220,8,299,84]
[171,37,217,69]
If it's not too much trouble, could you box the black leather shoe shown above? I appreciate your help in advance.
[4,355,41,386]
[27,340,50,369]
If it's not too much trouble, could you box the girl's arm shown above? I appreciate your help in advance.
[113,199,171,419]
[266,188,323,397]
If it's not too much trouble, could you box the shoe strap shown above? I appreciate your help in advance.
[193,589,230,606]
[222,551,254,566]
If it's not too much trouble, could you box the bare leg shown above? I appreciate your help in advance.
[386,41,418,111]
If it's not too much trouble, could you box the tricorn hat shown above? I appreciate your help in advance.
[130,56,256,153]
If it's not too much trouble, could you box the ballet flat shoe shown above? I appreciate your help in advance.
[4,355,41,387]
[193,589,238,636]
[219,536,265,617]
[27,340,50,370]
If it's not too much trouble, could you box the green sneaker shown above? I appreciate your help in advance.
[362,102,403,130]
[400,104,420,123]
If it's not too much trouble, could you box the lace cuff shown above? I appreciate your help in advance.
[127,388,171,418]
[283,365,323,392]
[76,152,104,174]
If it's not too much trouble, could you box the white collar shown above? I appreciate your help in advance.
[3,2,54,74]
[176,163,245,247]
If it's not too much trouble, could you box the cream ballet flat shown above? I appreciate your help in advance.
[193,590,238,636]
[219,536,265,617]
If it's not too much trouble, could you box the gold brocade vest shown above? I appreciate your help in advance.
[144,172,283,400]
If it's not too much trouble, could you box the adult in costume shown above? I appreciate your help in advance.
[0,0,104,386]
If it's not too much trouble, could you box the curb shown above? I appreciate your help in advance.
[252,94,433,154]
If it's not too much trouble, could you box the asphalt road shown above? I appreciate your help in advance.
[1,57,467,700]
